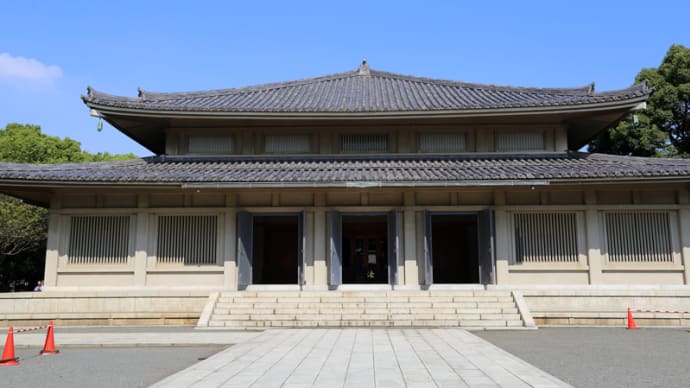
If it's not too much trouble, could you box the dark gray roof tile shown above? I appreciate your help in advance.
[83,63,651,114]
[1,153,690,187]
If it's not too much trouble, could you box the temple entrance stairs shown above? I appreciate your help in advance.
[198,290,535,329]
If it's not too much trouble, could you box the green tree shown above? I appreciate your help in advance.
[638,44,690,155]
[589,113,668,156]
[590,44,690,156]
[0,123,137,163]
[0,123,136,291]
[0,196,48,291]
[0,123,85,163]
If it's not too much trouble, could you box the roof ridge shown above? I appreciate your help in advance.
[81,64,653,115]
[367,69,596,96]
[587,152,690,165]
[590,80,652,97]
[136,69,363,101]
[116,67,608,103]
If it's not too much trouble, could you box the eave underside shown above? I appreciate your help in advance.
[95,104,643,155]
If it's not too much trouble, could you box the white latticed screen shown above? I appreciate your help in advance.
[157,215,218,265]
[496,132,545,151]
[341,134,388,152]
[513,212,579,263]
[68,216,131,265]
[188,135,234,154]
[604,212,673,263]
[418,133,466,153]
[265,135,311,153]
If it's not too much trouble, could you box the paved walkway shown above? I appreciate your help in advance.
[151,329,570,388]
[13,330,259,347]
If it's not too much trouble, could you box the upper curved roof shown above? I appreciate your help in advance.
[83,61,652,115]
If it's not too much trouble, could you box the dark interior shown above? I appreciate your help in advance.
[252,215,298,284]
[432,214,479,283]
[342,215,388,284]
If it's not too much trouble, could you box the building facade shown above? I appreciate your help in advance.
[3,61,690,293]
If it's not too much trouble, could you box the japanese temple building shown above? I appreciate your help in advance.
[3,61,690,327]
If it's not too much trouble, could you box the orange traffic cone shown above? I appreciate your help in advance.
[627,307,638,330]
[40,321,59,355]
[1,327,19,366]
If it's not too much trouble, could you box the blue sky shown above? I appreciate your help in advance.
[1,1,688,156]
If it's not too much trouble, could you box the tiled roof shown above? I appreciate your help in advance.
[83,61,651,114]
[1,153,689,187]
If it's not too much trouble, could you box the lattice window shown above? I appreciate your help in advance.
[68,216,131,265]
[265,135,311,153]
[513,212,579,263]
[188,135,234,154]
[496,132,544,151]
[604,212,673,263]
[418,133,466,153]
[341,134,388,153]
[157,215,218,265]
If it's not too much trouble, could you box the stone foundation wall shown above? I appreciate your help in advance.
[0,289,211,326]
[516,287,690,327]
[3,287,690,327]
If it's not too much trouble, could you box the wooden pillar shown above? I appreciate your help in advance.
[223,209,237,288]
[403,192,417,286]
[43,212,60,288]
[554,126,568,152]
[678,190,690,284]
[133,213,148,286]
[584,191,603,284]
[304,211,315,286]
[133,194,149,286]
[313,193,327,287]
[493,192,509,284]
[679,209,690,285]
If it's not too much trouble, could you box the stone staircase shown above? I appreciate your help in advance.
[199,290,535,329]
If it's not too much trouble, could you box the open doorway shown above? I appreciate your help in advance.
[342,215,388,284]
[252,215,298,284]
[430,214,480,283]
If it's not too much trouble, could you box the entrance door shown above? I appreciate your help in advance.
[252,215,298,284]
[328,212,398,286]
[423,211,495,285]
[237,212,304,287]
[431,214,478,283]
[342,215,388,284]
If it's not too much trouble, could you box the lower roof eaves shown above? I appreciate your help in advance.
[1,152,690,194]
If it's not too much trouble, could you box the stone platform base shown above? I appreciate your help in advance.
[0,289,210,326]
[3,286,690,327]
[510,286,690,327]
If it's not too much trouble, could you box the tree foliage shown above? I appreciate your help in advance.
[590,44,690,156]
[589,113,666,156]
[0,196,47,256]
[0,123,136,290]
[638,44,690,155]
[0,123,136,163]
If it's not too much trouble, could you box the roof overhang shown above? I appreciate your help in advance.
[3,173,689,208]
[87,95,649,154]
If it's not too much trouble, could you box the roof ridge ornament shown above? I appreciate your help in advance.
[358,58,371,76]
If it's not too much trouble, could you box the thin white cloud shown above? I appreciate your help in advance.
[0,53,62,81]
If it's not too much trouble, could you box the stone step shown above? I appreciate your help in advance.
[213,312,519,321]
[217,294,514,304]
[209,319,522,328]
[213,306,518,316]
[208,290,526,329]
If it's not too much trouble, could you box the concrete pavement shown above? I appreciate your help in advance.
[11,329,259,347]
[3,326,570,387]
[150,328,570,388]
